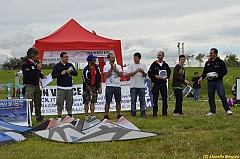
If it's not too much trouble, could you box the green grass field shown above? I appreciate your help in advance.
[0,68,239,159]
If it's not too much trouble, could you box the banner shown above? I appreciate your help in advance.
[0,99,29,126]
[42,50,114,64]
[39,80,153,115]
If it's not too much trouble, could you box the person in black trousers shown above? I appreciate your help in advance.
[148,51,171,117]
[172,55,189,116]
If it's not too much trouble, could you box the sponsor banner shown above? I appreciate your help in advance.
[42,50,114,64]
[0,99,29,126]
[38,80,153,115]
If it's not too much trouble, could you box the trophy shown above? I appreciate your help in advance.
[5,83,14,99]
[16,84,26,99]
[159,70,167,78]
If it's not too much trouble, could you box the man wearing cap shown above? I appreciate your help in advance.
[51,52,78,122]
[103,53,123,119]
[148,51,171,117]
[198,48,233,116]
[82,54,102,121]
[22,47,45,123]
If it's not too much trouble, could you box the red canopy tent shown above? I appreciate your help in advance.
[34,19,123,82]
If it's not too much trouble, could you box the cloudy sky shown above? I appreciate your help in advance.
[1,0,240,67]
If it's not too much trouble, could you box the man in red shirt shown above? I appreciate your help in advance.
[82,54,102,121]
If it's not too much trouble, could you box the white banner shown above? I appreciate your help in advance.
[38,81,153,115]
[42,50,114,64]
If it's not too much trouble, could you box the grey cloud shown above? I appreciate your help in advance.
[221,50,234,56]
[10,47,26,58]
[122,42,132,50]
[0,31,34,49]
[0,38,11,49]
[144,49,159,59]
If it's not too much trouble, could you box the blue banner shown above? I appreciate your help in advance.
[0,99,28,126]
[145,79,153,108]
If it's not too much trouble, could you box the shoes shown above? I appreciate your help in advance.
[131,112,136,117]
[61,116,74,123]
[141,114,147,118]
[227,110,233,115]
[117,114,122,119]
[206,112,216,116]
[89,116,96,120]
[36,116,45,123]
[104,115,109,119]
[162,114,168,117]
[85,115,89,121]
[153,114,157,118]
[173,113,180,116]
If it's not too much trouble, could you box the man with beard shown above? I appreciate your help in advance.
[148,51,171,117]
[103,53,123,119]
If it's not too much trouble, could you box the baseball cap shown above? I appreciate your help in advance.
[86,54,98,61]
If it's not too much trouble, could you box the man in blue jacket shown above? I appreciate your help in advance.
[51,52,78,122]
[82,54,102,121]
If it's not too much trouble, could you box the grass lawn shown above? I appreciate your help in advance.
[0,68,239,159]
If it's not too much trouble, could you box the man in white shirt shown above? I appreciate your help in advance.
[103,53,123,119]
[127,52,147,118]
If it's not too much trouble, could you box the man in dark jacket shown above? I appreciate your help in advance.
[198,48,232,116]
[148,51,171,117]
[172,55,189,116]
[192,72,201,101]
[51,52,78,122]
[22,47,45,123]
[82,54,102,121]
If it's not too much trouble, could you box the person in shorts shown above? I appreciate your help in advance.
[103,53,123,119]
[82,54,102,121]
[51,52,78,122]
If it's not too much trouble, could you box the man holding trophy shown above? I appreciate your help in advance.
[148,51,171,117]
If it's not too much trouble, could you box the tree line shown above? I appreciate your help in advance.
[2,57,55,70]
[1,53,240,70]
[181,53,240,67]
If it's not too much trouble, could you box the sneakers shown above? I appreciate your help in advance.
[206,112,216,116]
[85,115,89,121]
[153,113,157,118]
[227,110,233,115]
[89,116,96,120]
[173,113,181,116]
[117,114,122,119]
[104,115,109,119]
[141,114,147,118]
